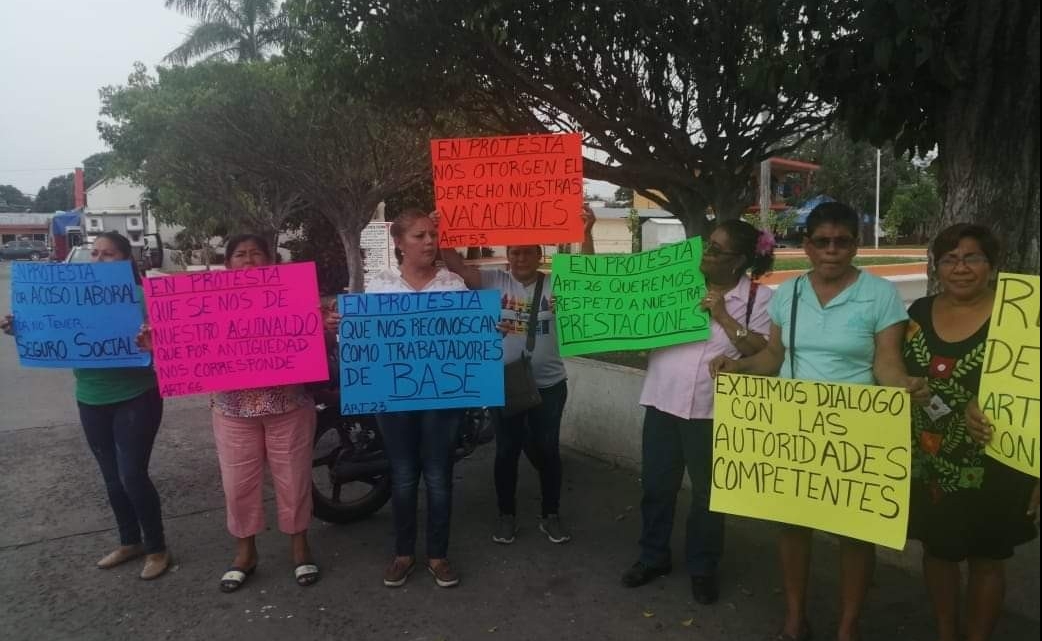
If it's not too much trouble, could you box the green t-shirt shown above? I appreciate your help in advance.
[73,282,157,405]
[74,366,158,406]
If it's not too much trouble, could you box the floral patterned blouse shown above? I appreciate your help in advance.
[211,385,312,418]
[903,296,989,496]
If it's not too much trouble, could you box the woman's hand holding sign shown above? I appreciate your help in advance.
[135,324,153,352]
[965,397,995,445]
[708,355,741,379]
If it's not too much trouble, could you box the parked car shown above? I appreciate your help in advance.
[0,240,49,261]
[64,244,93,263]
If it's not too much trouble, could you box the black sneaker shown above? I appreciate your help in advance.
[538,515,572,544]
[491,514,517,544]
[690,574,719,605]
[620,561,672,587]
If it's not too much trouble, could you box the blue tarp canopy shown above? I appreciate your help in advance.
[50,210,81,235]
[793,195,835,225]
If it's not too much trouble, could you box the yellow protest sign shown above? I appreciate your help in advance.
[710,374,911,550]
[979,273,1040,478]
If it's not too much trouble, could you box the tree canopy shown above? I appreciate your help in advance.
[0,185,34,212]
[817,0,1039,272]
[289,0,837,237]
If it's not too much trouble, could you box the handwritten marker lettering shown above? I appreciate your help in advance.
[144,262,329,397]
[551,237,711,356]
[11,261,149,369]
[336,290,504,414]
[709,374,912,550]
[979,273,1041,477]
[431,133,585,247]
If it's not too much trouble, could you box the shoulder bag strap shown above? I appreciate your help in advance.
[788,276,800,379]
[744,280,759,327]
[525,272,545,353]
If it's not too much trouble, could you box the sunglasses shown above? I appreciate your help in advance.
[808,236,856,250]
[936,253,989,269]
[704,244,741,257]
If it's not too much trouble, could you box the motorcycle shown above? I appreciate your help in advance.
[311,388,494,524]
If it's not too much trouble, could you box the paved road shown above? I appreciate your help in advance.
[0,262,1037,641]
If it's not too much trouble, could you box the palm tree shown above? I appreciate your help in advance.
[163,0,286,65]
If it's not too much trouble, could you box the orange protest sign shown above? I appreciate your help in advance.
[431,133,584,247]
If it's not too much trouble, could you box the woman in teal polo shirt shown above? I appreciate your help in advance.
[710,202,928,641]
[2,231,169,580]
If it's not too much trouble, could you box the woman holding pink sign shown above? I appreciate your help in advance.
[2,231,170,581]
[203,234,329,592]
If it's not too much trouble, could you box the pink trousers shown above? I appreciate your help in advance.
[211,403,316,538]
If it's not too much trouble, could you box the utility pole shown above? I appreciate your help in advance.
[874,148,881,249]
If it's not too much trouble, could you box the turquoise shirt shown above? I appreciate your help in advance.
[768,270,908,384]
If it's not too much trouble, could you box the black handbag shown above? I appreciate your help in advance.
[502,273,545,418]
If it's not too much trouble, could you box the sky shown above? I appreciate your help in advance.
[0,1,194,197]
[0,0,618,202]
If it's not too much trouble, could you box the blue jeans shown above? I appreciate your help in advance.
[377,409,462,559]
[495,380,567,517]
[638,407,723,577]
[78,387,166,554]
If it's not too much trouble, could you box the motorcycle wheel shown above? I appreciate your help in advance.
[312,414,391,524]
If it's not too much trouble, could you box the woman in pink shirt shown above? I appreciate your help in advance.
[620,219,776,605]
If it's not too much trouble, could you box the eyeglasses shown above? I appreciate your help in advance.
[936,253,989,269]
[808,236,856,250]
[704,244,741,257]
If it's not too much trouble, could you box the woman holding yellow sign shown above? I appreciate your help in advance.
[904,224,1037,641]
[710,202,929,641]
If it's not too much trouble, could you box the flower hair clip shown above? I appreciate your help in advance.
[755,230,776,256]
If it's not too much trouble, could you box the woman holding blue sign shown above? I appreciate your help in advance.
[904,224,1037,641]
[367,208,469,589]
[2,231,170,581]
[710,202,930,641]
[437,206,596,547]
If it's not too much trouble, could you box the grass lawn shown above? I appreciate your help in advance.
[773,256,925,271]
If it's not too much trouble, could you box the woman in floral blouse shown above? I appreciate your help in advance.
[206,234,337,593]
[903,224,1037,641]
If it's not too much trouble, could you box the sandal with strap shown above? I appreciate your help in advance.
[294,563,320,587]
[219,565,256,593]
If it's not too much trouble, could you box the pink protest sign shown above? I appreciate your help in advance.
[143,262,329,397]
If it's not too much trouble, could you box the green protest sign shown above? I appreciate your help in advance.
[551,238,710,356]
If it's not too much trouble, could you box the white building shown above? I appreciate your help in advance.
[84,178,183,249]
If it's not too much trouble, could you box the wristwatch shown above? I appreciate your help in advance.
[733,326,749,341]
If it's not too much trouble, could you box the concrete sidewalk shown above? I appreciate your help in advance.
[0,399,1038,641]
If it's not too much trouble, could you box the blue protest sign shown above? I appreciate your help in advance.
[10,261,150,368]
[337,290,504,414]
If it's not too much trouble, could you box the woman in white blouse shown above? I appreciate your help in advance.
[366,209,469,589]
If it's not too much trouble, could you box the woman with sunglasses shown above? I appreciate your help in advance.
[905,224,1037,641]
[710,202,929,641]
[621,218,775,605]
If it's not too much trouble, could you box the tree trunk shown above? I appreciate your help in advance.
[336,226,366,293]
[934,0,1040,280]
[660,187,710,238]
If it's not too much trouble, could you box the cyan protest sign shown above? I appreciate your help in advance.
[337,290,504,414]
[10,261,150,368]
